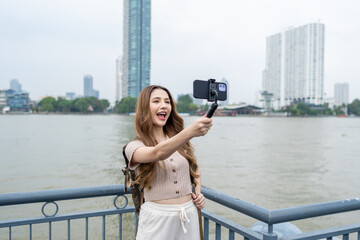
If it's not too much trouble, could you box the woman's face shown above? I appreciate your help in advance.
[149,88,172,128]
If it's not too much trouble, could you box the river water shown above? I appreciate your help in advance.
[1,115,360,239]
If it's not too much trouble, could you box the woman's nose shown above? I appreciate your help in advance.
[160,101,167,108]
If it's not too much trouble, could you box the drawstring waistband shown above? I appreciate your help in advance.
[141,200,194,234]
[179,207,190,233]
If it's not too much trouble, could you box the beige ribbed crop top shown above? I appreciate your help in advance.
[124,140,192,202]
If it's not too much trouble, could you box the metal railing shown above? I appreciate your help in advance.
[0,185,136,240]
[0,185,360,240]
[201,187,360,240]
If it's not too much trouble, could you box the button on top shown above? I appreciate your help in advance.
[172,169,176,173]
[170,158,174,162]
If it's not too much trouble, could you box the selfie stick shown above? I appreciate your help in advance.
[206,79,218,118]
[206,94,218,118]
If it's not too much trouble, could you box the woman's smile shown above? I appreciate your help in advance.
[156,111,167,121]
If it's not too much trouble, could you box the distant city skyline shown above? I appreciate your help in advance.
[1,0,360,105]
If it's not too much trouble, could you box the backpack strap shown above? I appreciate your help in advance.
[121,167,130,192]
[122,144,130,166]
[122,145,132,192]
[122,143,144,217]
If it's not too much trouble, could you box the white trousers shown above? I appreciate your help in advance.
[136,200,200,240]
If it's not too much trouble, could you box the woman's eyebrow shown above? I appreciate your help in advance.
[151,96,170,100]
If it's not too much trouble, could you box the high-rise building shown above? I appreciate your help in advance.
[262,33,281,106]
[334,82,349,106]
[10,79,22,92]
[115,56,123,102]
[84,75,93,97]
[93,90,99,99]
[122,0,151,98]
[83,75,100,99]
[262,22,325,108]
[65,92,76,100]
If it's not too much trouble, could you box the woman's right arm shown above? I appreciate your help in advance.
[132,116,212,164]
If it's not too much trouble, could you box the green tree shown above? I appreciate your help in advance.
[85,97,102,112]
[38,97,56,112]
[348,99,360,116]
[176,94,197,113]
[188,103,198,112]
[333,105,345,115]
[288,106,298,116]
[322,103,334,115]
[296,103,317,116]
[74,98,90,113]
[100,99,110,111]
[286,103,321,116]
[57,97,72,113]
[115,97,137,113]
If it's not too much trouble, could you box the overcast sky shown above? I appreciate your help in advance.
[1,0,359,105]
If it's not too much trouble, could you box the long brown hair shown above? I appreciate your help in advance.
[134,85,199,189]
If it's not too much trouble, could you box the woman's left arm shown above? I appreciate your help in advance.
[192,167,206,209]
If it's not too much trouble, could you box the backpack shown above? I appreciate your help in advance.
[121,144,144,216]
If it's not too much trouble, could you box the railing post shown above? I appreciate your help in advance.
[135,213,138,238]
[263,224,277,240]
[215,223,221,240]
[229,229,234,240]
[204,217,209,240]
[85,217,89,240]
[263,232,277,240]
[102,215,106,240]
[67,219,70,240]
[119,214,122,240]
[49,221,52,240]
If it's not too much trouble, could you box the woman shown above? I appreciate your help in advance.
[125,85,212,239]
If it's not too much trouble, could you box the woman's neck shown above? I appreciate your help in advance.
[153,127,166,143]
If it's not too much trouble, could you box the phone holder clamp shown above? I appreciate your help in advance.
[206,79,218,118]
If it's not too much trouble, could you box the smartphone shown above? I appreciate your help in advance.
[193,79,227,101]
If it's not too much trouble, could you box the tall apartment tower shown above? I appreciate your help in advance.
[115,56,123,102]
[334,82,349,106]
[262,22,325,108]
[122,0,151,98]
[84,75,93,97]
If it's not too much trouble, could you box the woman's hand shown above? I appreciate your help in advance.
[192,193,206,209]
[188,116,212,138]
